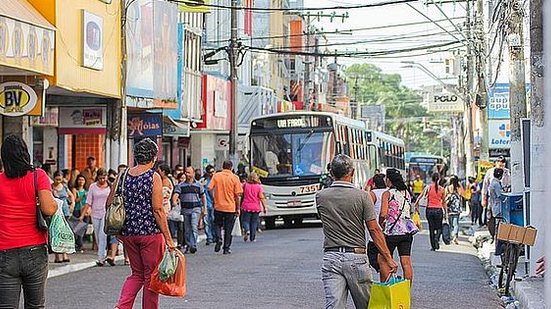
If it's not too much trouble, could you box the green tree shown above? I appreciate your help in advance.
[346,63,448,156]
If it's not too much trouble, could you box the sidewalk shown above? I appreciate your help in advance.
[470,224,546,309]
[48,234,206,279]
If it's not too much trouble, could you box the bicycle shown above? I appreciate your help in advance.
[497,240,522,296]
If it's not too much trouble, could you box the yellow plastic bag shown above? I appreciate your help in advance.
[412,211,422,231]
[368,277,411,309]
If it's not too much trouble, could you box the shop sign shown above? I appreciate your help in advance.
[178,0,210,12]
[163,119,190,137]
[59,107,106,129]
[0,16,55,76]
[82,10,104,70]
[0,82,38,116]
[426,92,464,113]
[489,148,511,158]
[216,135,229,151]
[31,107,59,126]
[128,113,163,138]
[488,119,511,149]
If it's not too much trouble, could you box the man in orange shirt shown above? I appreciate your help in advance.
[208,160,243,254]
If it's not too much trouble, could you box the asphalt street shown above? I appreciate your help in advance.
[45,221,501,308]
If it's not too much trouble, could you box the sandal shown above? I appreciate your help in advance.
[105,258,116,266]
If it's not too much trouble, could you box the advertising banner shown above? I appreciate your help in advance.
[488,83,510,119]
[128,113,163,138]
[0,16,55,76]
[488,119,511,149]
[58,107,107,134]
[82,10,104,70]
[165,23,186,119]
[126,0,154,98]
[179,0,210,12]
[153,0,178,107]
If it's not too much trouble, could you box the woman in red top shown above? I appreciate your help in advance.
[414,172,446,251]
[0,135,58,308]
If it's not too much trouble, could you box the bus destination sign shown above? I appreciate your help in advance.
[253,115,331,130]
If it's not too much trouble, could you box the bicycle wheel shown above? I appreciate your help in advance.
[504,244,520,296]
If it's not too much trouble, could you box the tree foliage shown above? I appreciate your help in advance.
[346,63,448,156]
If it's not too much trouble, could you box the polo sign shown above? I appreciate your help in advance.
[0,82,38,116]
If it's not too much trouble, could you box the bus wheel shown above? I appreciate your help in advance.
[264,217,276,229]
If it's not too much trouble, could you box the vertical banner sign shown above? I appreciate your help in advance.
[0,82,38,116]
[82,10,104,70]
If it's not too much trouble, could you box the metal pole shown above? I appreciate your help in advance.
[529,0,545,277]
[464,0,475,178]
[229,0,239,159]
[507,0,527,193]
[302,14,311,111]
[543,0,551,301]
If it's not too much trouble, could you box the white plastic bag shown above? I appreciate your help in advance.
[49,199,76,254]
[231,217,242,237]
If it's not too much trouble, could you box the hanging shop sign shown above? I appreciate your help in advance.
[488,119,511,149]
[128,113,163,138]
[58,107,107,134]
[0,82,38,116]
[82,10,104,70]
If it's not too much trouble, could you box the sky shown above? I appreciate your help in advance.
[303,0,469,89]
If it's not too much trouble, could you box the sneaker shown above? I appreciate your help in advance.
[95,260,105,267]
[190,247,197,254]
[243,232,249,242]
[223,249,232,255]
[214,242,222,252]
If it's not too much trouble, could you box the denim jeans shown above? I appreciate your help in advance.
[214,210,236,251]
[168,220,184,247]
[426,208,443,250]
[183,207,202,249]
[448,213,460,239]
[92,217,107,260]
[0,245,48,309]
[203,207,215,243]
[321,252,372,309]
[241,211,260,241]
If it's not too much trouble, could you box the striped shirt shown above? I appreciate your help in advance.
[175,181,204,209]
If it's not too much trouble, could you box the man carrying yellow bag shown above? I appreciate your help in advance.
[368,276,411,309]
[317,155,398,309]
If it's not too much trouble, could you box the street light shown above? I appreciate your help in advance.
[400,60,464,100]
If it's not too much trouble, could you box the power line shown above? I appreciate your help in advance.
[170,0,420,12]
[406,3,466,44]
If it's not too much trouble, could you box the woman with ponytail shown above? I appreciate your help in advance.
[415,172,446,251]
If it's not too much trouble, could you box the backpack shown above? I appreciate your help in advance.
[446,191,462,214]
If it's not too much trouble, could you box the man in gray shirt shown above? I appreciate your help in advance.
[316,154,398,309]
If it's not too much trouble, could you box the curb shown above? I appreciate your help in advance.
[48,234,207,279]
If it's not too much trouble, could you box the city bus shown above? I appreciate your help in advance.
[407,154,448,184]
[248,112,405,228]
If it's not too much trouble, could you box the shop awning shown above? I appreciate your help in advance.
[0,0,56,75]
[163,116,190,137]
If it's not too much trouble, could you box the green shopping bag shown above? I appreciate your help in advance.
[368,276,411,309]
[49,200,76,254]
[158,248,179,282]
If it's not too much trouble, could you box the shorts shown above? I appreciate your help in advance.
[385,234,413,257]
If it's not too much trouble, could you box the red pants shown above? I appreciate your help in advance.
[116,234,165,309]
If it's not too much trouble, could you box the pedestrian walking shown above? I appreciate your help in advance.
[445,175,464,245]
[201,165,216,245]
[113,138,175,309]
[157,163,174,215]
[52,171,75,263]
[0,135,58,308]
[80,156,99,189]
[241,172,267,242]
[366,173,387,272]
[80,168,112,266]
[411,174,425,202]
[379,168,418,282]
[71,174,88,251]
[172,166,207,254]
[316,155,398,309]
[208,160,243,255]
[414,172,446,251]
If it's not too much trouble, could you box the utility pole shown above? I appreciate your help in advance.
[507,0,527,193]
[302,13,311,111]
[543,0,551,301]
[331,53,338,106]
[476,0,489,161]
[529,0,544,277]
[464,0,474,178]
[228,0,239,159]
[312,36,320,111]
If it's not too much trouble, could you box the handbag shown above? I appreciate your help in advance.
[104,169,128,235]
[388,191,419,236]
[34,168,49,230]
[368,276,411,309]
[417,186,429,208]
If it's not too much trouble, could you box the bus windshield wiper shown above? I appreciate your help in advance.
[297,130,315,152]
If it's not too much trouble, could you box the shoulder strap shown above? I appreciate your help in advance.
[33,168,40,208]
[115,168,129,196]
[388,191,407,233]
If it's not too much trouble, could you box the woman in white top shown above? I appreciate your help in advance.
[366,173,387,272]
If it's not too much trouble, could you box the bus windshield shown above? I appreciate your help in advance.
[251,131,330,178]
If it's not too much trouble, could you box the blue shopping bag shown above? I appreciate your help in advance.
[368,276,411,309]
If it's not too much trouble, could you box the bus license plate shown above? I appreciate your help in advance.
[287,200,302,207]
